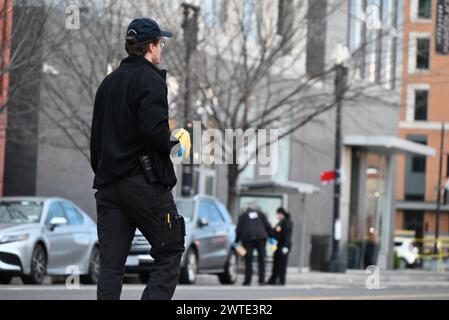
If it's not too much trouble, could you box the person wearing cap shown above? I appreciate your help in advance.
[268,207,293,286]
[90,18,187,300]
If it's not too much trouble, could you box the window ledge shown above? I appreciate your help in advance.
[409,69,432,75]
[410,18,432,24]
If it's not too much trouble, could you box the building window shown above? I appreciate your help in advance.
[194,164,216,196]
[409,33,432,73]
[382,0,403,89]
[405,136,427,201]
[273,135,290,181]
[405,194,425,201]
[306,0,327,76]
[243,0,259,40]
[414,90,428,121]
[411,0,432,22]
[277,0,294,48]
[416,38,430,70]
[406,84,430,122]
[204,0,222,28]
[412,156,426,173]
[348,0,403,87]
[418,0,432,19]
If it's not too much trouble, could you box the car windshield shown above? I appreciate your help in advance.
[175,199,194,221]
[0,201,43,224]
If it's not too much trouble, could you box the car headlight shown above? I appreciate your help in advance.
[0,233,30,244]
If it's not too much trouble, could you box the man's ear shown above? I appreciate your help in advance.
[148,43,157,52]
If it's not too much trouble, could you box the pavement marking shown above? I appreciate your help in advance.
[272,292,449,300]
[0,284,343,291]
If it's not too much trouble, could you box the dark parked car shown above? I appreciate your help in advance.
[126,195,239,285]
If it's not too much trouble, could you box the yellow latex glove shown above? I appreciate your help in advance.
[175,128,191,158]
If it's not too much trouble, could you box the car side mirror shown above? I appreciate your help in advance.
[49,217,68,231]
[198,217,209,227]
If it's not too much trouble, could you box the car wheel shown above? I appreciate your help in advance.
[398,258,408,270]
[0,275,12,285]
[139,272,150,284]
[21,244,47,285]
[218,250,239,285]
[81,246,100,284]
[179,247,198,285]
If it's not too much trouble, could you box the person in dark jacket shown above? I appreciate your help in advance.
[90,18,186,300]
[236,206,272,286]
[268,207,293,286]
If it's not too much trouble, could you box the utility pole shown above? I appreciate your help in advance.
[434,122,445,255]
[180,3,199,197]
[329,63,348,273]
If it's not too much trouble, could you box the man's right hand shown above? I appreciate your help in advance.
[174,128,191,158]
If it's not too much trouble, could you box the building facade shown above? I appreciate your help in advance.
[0,0,13,196]
[396,0,449,257]
[3,0,437,271]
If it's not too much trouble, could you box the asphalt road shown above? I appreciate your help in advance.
[2,272,449,300]
[1,283,449,300]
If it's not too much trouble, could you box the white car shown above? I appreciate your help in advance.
[394,237,420,269]
[0,197,99,285]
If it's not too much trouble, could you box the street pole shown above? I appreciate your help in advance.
[181,3,199,197]
[434,122,445,255]
[329,63,348,273]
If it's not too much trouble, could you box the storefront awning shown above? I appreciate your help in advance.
[238,179,320,195]
[396,201,449,211]
[344,135,436,157]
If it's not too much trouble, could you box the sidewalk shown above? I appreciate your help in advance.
[282,268,449,287]
[9,267,449,287]
[185,267,449,288]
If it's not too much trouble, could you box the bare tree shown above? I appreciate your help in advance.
[154,0,406,215]
[39,0,129,160]
[1,0,81,147]
[3,0,409,217]
[38,0,177,160]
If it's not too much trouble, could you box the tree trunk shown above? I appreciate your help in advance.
[227,163,240,221]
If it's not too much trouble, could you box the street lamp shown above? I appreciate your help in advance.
[180,2,200,197]
[329,44,349,273]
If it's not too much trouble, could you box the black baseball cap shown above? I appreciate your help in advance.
[126,18,172,44]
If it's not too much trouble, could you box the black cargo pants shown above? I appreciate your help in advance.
[268,248,289,285]
[95,173,185,300]
[242,239,267,285]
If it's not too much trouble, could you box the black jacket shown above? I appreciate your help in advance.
[273,219,293,249]
[236,210,272,243]
[90,56,179,190]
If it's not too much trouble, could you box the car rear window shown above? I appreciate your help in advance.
[62,202,84,225]
[175,199,194,221]
[0,201,43,224]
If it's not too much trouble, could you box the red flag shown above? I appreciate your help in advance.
[320,170,336,184]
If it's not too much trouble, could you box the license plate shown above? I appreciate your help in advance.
[125,256,139,266]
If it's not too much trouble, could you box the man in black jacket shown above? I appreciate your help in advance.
[236,206,272,286]
[268,207,293,286]
[90,18,185,300]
